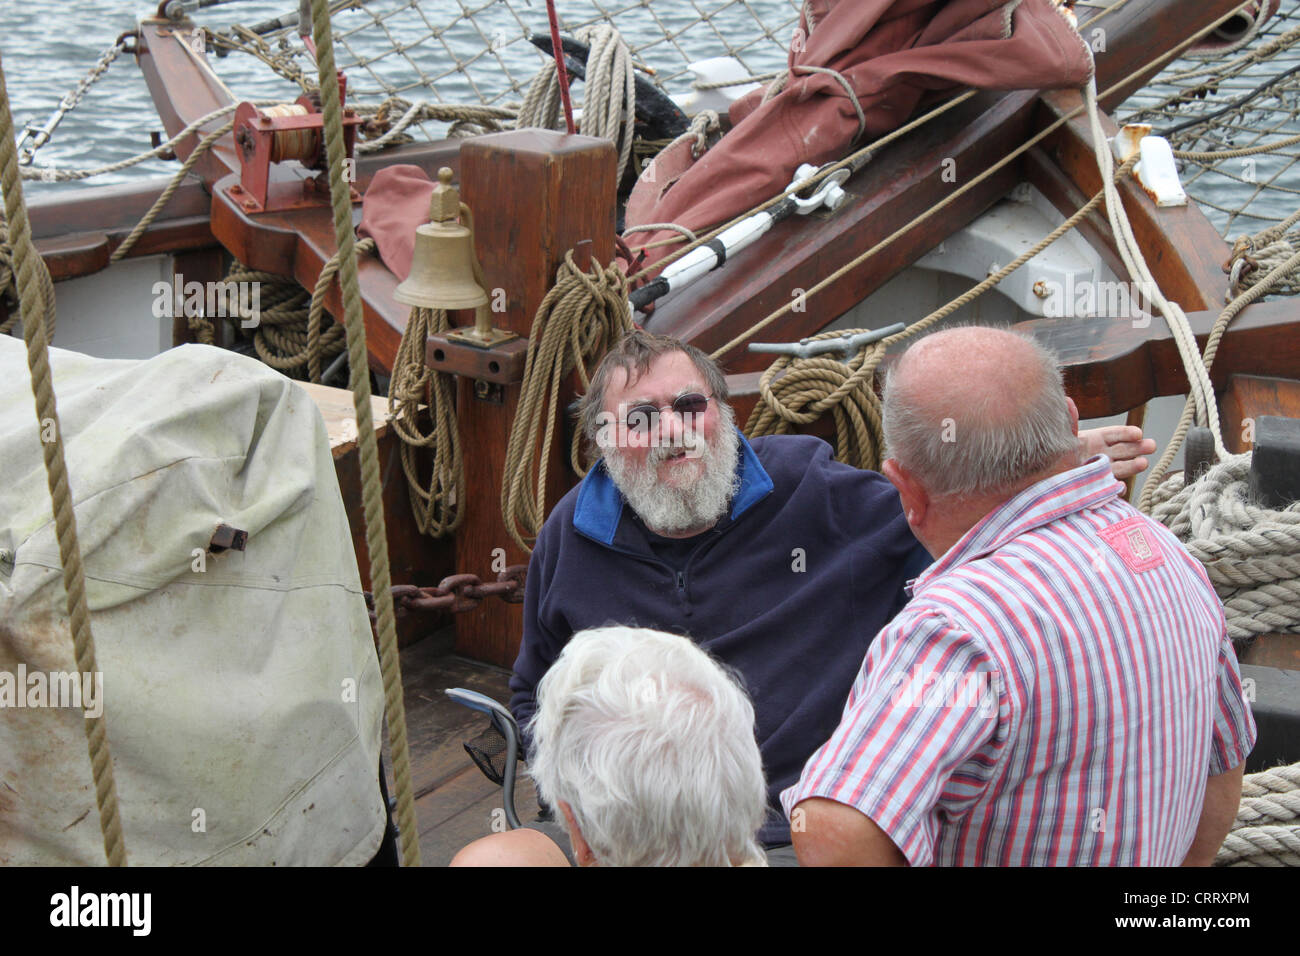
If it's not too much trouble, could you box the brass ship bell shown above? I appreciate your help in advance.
[394,167,515,347]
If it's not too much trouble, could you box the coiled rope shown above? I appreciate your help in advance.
[219,247,367,380]
[1149,455,1300,640]
[1137,234,1300,513]
[501,250,632,552]
[1217,763,1300,867]
[1221,205,1300,300]
[388,305,464,538]
[309,0,420,865]
[0,49,128,866]
[518,24,637,183]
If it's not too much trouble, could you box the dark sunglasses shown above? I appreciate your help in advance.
[623,393,713,432]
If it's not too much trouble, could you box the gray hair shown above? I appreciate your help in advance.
[527,626,767,867]
[882,328,1080,498]
[578,330,729,446]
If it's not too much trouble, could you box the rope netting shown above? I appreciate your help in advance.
[207,0,800,143]
[1116,0,1300,296]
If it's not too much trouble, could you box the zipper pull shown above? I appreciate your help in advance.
[676,570,686,590]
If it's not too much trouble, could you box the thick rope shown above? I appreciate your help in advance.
[310,0,420,866]
[744,155,1137,468]
[1222,205,1300,299]
[692,71,782,92]
[518,24,636,182]
[388,306,464,537]
[1084,78,1227,458]
[1217,763,1300,866]
[501,251,632,552]
[1137,243,1300,511]
[306,237,375,383]
[623,222,698,243]
[654,109,720,164]
[221,261,344,377]
[0,48,128,866]
[1148,454,1300,640]
[109,121,234,264]
[0,215,57,340]
[356,99,516,151]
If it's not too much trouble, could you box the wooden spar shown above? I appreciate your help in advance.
[642,0,1249,373]
[644,86,1032,371]
[134,16,240,184]
[1046,299,1300,418]
[454,131,617,668]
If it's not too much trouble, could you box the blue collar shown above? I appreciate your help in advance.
[573,430,774,545]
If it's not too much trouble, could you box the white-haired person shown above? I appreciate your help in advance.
[452,625,768,867]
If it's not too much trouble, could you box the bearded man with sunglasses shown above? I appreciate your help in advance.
[455,329,1155,866]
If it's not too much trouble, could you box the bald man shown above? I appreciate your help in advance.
[782,327,1256,867]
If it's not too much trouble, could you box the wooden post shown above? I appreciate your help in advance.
[454,130,617,667]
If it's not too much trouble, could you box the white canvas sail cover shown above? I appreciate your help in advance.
[0,339,385,865]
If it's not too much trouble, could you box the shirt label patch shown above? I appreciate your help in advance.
[1098,516,1165,573]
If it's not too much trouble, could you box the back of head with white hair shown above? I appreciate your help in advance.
[527,626,768,867]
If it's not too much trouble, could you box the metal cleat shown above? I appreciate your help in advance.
[748,323,906,358]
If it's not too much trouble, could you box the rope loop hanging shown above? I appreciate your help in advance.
[388,305,464,537]
[518,23,637,182]
[745,330,888,471]
[501,249,632,552]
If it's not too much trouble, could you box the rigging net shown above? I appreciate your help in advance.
[1116,0,1300,297]
[207,0,801,143]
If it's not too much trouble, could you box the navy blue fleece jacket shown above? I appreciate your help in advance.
[509,432,932,845]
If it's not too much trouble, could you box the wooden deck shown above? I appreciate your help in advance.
[383,630,541,867]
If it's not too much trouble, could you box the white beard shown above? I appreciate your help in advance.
[602,407,741,536]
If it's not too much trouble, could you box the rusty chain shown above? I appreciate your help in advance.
[364,565,527,622]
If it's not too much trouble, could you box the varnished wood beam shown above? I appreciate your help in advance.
[1023,301,1300,418]
[135,17,241,185]
[648,89,1035,374]
[1033,90,1230,311]
[454,130,617,668]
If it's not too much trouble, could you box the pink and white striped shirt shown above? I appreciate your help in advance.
[781,455,1256,866]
